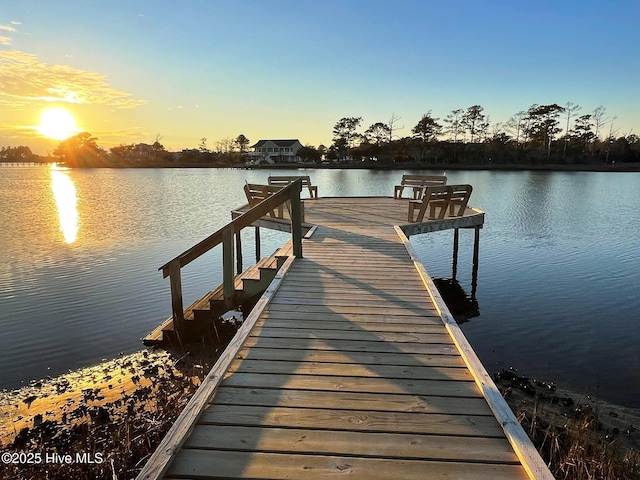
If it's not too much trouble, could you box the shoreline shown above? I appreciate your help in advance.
[4,160,640,172]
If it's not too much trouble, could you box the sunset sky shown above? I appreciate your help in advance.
[1,0,639,155]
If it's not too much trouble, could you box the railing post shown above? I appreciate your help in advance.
[290,180,303,258]
[471,226,480,300]
[452,228,459,280]
[168,259,185,343]
[235,229,243,274]
[222,227,235,307]
[255,226,261,262]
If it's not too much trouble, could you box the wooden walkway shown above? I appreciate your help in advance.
[138,197,551,480]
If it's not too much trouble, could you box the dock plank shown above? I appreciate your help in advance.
[183,425,521,463]
[212,387,494,415]
[165,449,529,480]
[198,404,503,437]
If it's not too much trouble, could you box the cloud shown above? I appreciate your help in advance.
[0,23,16,45]
[0,50,146,109]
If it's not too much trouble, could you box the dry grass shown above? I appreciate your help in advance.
[496,369,640,480]
[0,348,219,480]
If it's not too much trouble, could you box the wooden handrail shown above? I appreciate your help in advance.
[158,179,303,342]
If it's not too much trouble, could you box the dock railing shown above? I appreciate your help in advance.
[158,179,303,342]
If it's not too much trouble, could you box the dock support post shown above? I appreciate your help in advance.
[255,226,261,262]
[290,181,303,258]
[222,227,235,307]
[235,229,243,274]
[168,259,185,344]
[471,226,480,300]
[452,228,459,280]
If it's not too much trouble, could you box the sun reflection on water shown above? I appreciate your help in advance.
[50,164,78,244]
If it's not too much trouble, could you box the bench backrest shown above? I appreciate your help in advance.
[412,184,473,221]
[268,175,312,187]
[448,184,473,216]
[244,183,282,205]
[401,174,447,187]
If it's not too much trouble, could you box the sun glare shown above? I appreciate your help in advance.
[37,107,80,140]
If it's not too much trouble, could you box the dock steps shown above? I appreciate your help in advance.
[143,244,292,346]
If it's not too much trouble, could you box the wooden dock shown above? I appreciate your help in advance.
[138,193,552,479]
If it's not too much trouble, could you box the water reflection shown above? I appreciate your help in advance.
[50,165,78,244]
[433,277,480,324]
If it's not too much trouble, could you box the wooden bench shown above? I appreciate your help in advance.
[268,175,318,199]
[244,183,304,220]
[394,174,447,199]
[408,184,473,222]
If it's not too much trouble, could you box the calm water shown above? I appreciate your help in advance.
[1,166,639,407]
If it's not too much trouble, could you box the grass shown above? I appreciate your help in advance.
[496,369,640,479]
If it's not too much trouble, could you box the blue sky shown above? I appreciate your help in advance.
[1,0,638,154]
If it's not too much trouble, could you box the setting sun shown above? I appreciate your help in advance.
[37,107,80,140]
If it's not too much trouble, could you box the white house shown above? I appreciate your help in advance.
[247,139,304,165]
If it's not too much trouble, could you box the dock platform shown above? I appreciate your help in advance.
[138,196,551,479]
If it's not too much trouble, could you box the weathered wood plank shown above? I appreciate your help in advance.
[212,387,492,415]
[241,336,458,355]
[248,326,454,344]
[183,425,521,463]
[198,405,503,437]
[254,318,444,332]
[260,309,442,323]
[220,372,478,397]
[165,449,529,480]
[234,347,466,368]
[269,297,435,309]
[272,292,431,303]
[261,303,439,315]
[227,359,473,382]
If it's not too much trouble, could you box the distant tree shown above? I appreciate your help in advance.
[53,132,103,167]
[443,108,464,142]
[525,104,564,157]
[199,137,209,153]
[592,105,607,141]
[364,122,391,146]
[296,145,322,163]
[110,144,135,163]
[505,111,528,149]
[411,112,443,162]
[0,145,35,161]
[332,117,362,159]
[461,105,489,143]
[214,137,235,154]
[387,113,403,142]
[562,102,581,156]
[412,111,442,143]
[235,134,250,153]
[572,114,595,153]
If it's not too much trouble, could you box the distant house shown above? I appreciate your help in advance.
[247,139,304,165]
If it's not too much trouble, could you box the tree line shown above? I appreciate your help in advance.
[2,102,638,167]
[323,104,639,165]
